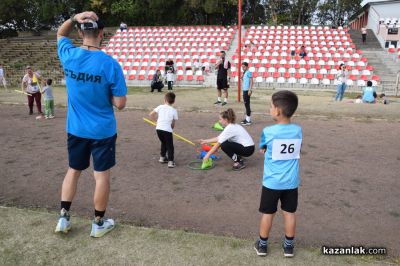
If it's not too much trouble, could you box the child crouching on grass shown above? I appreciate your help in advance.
[149,92,178,168]
[255,90,302,258]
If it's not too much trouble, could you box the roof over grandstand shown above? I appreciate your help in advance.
[350,0,400,21]
[361,0,400,7]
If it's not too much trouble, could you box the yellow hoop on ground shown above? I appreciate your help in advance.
[14,90,32,96]
[143,117,196,146]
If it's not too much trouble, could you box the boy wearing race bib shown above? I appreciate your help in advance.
[254,90,302,258]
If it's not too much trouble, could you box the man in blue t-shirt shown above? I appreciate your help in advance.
[254,90,302,258]
[362,80,376,103]
[240,62,253,126]
[54,11,127,238]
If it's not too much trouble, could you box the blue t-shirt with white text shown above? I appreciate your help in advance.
[259,123,302,190]
[57,37,127,139]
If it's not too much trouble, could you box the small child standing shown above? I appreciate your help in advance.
[255,90,302,258]
[42,79,55,119]
[149,92,178,168]
[166,68,175,90]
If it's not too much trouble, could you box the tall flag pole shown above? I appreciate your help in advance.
[237,0,242,102]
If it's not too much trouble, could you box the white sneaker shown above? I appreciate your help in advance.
[168,161,176,168]
[159,156,168,163]
[49,115,55,119]
[90,218,115,238]
[55,209,71,233]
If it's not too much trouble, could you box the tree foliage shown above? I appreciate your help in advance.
[316,0,362,26]
[0,0,362,38]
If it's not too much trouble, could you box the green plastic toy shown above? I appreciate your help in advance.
[213,122,224,131]
[201,158,213,169]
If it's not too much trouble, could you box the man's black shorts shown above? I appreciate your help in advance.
[217,79,229,90]
[259,186,298,214]
[67,133,117,172]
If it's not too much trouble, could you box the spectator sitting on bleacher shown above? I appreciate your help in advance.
[151,70,164,93]
[362,80,376,104]
[298,46,307,59]
[165,58,175,73]
[119,22,127,32]
[202,61,210,74]
[194,59,202,72]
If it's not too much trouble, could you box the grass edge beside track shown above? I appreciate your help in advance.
[0,206,397,266]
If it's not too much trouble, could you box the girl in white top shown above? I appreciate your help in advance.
[200,108,255,171]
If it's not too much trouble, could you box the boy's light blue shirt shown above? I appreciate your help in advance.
[57,37,127,139]
[362,86,375,102]
[242,71,252,91]
[259,123,302,190]
[43,85,54,100]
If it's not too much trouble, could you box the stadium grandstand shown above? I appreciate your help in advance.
[101,24,384,92]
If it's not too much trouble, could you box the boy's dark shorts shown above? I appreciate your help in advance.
[259,186,298,214]
[67,133,117,172]
[217,78,229,90]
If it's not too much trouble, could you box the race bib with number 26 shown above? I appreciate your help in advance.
[272,139,302,160]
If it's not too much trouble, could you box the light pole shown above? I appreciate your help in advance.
[237,0,242,102]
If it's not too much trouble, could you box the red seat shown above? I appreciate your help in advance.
[348,74,357,81]
[371,75,380,81]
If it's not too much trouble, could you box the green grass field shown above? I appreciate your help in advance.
[0,207,396,266]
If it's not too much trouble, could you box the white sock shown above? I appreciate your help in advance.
[218,97,221,102]
[224,98,227,103]
[246,116,251,122]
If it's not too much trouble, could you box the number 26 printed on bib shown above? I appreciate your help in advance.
[272,139,302,160]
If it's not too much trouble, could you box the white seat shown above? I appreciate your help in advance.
[288,77,297,84]
[322,79,330,85]
[255,76,264,84]
[357,80,366,86]
[277,77,285,84]
[311,78,319,85]
[266,77,274,83]
[299,78,308,85]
